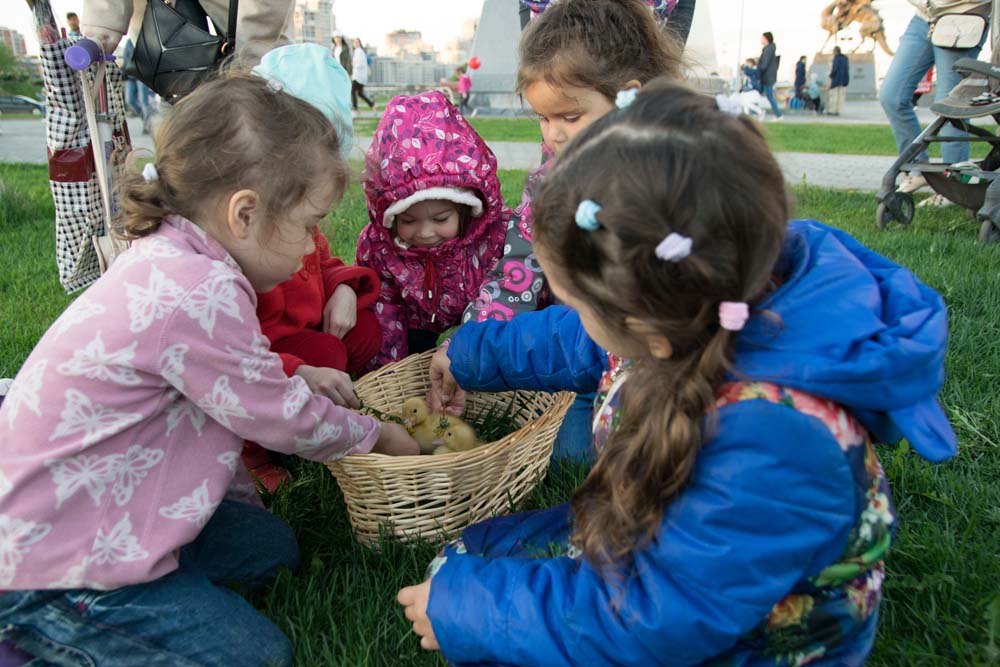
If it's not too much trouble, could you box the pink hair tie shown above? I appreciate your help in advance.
[719,302,749,331]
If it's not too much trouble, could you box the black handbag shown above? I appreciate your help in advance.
[128,0,238,101]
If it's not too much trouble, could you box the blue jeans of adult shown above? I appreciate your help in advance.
[0,500,299,666]
[763,84,782,118]
[879,14,986,168]
[124,77,152,119]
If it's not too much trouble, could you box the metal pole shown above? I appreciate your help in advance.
[736,0,746,84]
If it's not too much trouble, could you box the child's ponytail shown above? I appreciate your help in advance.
[573,327,734,570]
[122,157,172,239]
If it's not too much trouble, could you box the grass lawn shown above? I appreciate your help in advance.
[1,162,999,666]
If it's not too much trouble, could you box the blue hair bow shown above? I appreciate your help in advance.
[575,200,602,230]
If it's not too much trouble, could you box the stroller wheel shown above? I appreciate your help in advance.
[979,219,1000,243]
[876,192,915,230]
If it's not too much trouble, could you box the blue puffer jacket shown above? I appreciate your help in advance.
[428,220,953,667]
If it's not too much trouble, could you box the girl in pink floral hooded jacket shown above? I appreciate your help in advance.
[356,91,510,367]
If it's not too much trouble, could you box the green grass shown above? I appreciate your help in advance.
[764,122,997,159]
[351,116,997,159]
[2,163,1000,665]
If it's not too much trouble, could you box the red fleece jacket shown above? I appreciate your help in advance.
[257,229,381,375]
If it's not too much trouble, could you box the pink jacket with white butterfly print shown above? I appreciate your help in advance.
[0,216,380,591]
[355,91,510,366]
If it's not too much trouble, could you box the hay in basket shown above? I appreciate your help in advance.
[327,349,573,545]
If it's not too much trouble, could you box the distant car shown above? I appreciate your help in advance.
[0,95,45,117]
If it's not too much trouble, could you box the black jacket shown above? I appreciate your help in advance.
[759,42,779,86]
[830,53,850,88]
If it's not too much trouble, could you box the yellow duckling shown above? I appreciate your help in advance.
[437,419,480,453]
[398,397,455,454]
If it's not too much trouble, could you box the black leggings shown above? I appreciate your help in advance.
[351,81,374,110]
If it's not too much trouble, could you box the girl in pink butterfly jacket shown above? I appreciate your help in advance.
[356,91,511,367]
[0,70,416,666]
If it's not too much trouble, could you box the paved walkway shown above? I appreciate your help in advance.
[0,108,909,192]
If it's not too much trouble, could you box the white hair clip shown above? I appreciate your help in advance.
[616,88,638,110]
[654,232,692,262]
[715,94,744,117]
[142,162,159,183]
[263,74,285,93]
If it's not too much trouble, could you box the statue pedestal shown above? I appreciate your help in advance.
[467,0,526,115]
[810,50,877,99]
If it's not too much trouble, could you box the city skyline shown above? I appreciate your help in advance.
[5,1,989,83]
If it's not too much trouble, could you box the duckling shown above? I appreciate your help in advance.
[398,397,454,454]
[437,419,480,453]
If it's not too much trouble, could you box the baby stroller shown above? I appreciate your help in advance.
[875,5,1000,243]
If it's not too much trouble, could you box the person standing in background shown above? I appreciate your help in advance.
[759,31,782,120]
[457,66,472,116]
[879,0,989,198]
[332,31,352,77]
[80,0,294,66]
[66,12,82,37]
[827,46,850,116]
[794,55,807,102]
[350,37,376,115]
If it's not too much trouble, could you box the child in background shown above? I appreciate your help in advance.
[460,0,683,462]
[401,80,954,666]
[0,71,416,666]
[808,72,825,114]
[741,56,761,92]
[356,90,509,368]
[245,44,384,491]
[457,66,473,116]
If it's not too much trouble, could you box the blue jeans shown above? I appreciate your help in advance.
[879,14,985,167]
[763,84,782,117]
[552,392,595,465]
[124,77,153,119]
[0,500,299,666]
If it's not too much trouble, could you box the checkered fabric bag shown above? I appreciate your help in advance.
[40,38,130,293]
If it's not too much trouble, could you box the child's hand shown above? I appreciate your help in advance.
[324,285,358,339]
[428,343,466,416]
[371,422,420,456]
[397,581,439,651]
[294,365,360,408]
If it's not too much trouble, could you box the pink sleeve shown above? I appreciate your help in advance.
[157,268,380,461]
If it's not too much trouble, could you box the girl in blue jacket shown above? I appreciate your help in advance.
[398,80,955,666]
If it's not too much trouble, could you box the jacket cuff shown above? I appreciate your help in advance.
[280,352,305,377]
[324,266,381,309]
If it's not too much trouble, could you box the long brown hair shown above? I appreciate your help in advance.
[516,0,683,100]
[531,79,789,571]
[121,72,349,239]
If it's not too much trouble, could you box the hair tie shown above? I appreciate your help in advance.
[141,163,159,183]
[654,233,692,262]
[615,88,638,110]
[575,200,601,230]
[719,302,749,331]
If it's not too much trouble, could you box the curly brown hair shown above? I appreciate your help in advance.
[531,78,789,572]
[516,0,684,100]
[121,72,349,240]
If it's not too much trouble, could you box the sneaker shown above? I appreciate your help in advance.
[898,173,928,193]
[916,193,953,208]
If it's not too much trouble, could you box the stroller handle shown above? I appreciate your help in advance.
[65,38,115,71]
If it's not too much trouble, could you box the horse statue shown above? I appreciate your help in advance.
[821,0,895,56]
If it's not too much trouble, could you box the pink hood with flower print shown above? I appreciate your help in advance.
[356,91,510,366]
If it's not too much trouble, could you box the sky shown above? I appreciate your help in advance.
[6,0,986,83]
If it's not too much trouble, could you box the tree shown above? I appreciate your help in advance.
[0,44,43,98]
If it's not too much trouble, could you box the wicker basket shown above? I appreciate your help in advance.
[327,349,573,545]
